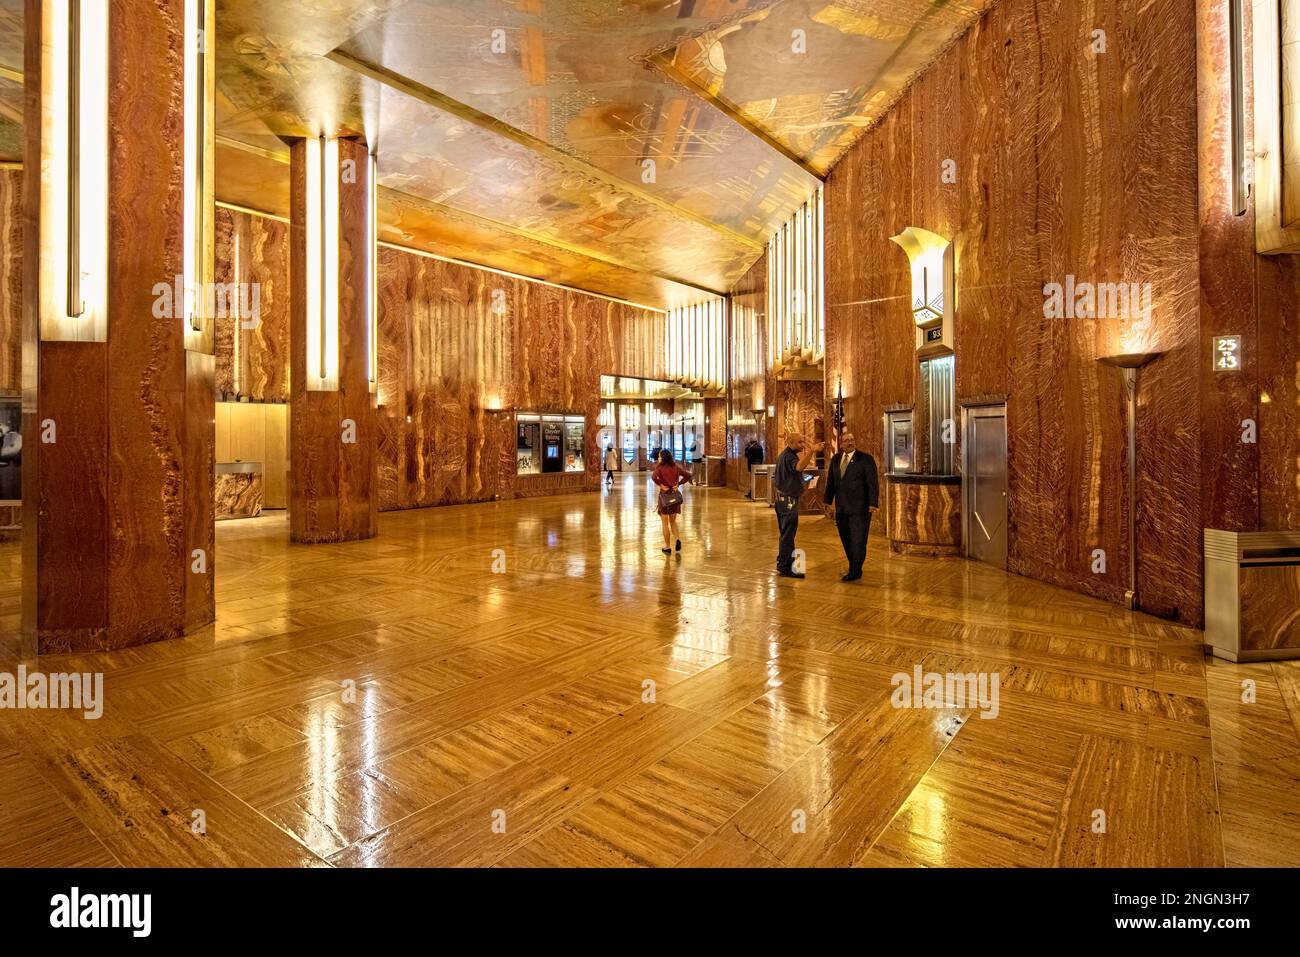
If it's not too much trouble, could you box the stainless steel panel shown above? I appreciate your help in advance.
[964,407,1007,569]
[924,356,955,474]
[885,411,913,473]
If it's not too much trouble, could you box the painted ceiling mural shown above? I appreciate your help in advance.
[0,0,995,308]
[653,0,994,176]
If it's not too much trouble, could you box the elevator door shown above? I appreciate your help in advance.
[964,405,1007,568]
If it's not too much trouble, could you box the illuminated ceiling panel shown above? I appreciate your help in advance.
[0,0,998,307]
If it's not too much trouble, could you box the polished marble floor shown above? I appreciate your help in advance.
[1,475,1298,867]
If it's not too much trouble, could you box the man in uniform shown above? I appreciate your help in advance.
[773,431,822,579]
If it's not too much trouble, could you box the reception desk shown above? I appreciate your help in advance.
[886,473,961,556]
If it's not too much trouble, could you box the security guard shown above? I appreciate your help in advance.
[773,431,823,579]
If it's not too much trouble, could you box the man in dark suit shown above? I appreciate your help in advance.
[823,431,879,582]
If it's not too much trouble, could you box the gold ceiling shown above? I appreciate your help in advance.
[0,0,994,308]
[652,0,993,176]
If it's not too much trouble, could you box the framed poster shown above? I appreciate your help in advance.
[516,414,541,475]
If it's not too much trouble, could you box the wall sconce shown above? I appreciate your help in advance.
[890,226,954,357]
[304,135,341,391]
[1097,351,1163,610]
[40,0,109,342]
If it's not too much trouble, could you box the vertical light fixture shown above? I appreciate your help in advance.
[182,0,211,345]
[816,187,826,364]
[231,228,241,396]
[303,135,341,391]
[367,149,379,392]
[1229,0,1248,215]
[766,188,824,373]
[41,0,108,341]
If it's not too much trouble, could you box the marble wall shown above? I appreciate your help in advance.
[813,0,1207,624]
[213,207,290,403]
[0,168,18,396]
[376,246,664,508]
[1199,0,1300,537]
[212,206,665,510]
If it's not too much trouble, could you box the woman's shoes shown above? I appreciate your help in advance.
[675,539,681,552]
[661,547,672,554]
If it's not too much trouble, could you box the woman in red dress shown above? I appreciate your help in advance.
[651,449,692,554]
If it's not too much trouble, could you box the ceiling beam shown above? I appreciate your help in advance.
[216,133,290,164]
[325,48,765,254]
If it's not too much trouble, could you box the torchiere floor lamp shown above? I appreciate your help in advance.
[1097,351,1163,610]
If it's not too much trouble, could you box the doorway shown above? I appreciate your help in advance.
[962,403,1008,569]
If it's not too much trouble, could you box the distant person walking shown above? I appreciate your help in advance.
[743,438,764,499]
[651,449,692,554]
[603,444,620,487]
[773,431,822,579]
[823,431,879,582]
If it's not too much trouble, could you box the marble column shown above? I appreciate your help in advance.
[21,0,215,655]
[288,135,378,543]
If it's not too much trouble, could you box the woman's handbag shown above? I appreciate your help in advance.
[658,487,684,510]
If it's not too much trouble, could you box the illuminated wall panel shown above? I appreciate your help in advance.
[663,297,725,395]
[766,188,824,374]
[38,0,109,342]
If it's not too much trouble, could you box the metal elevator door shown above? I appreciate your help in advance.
[964,406,1007,569]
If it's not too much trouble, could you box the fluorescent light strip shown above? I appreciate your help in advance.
[1229,0,1247,215]
[66,0,80,319]
[45,0,107,341]
[304,136,323,387]
[322,136,340,388]
[300,136,341,391]
[232,228,241,395]
[368,151,378,391]
[182,0,206,333]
